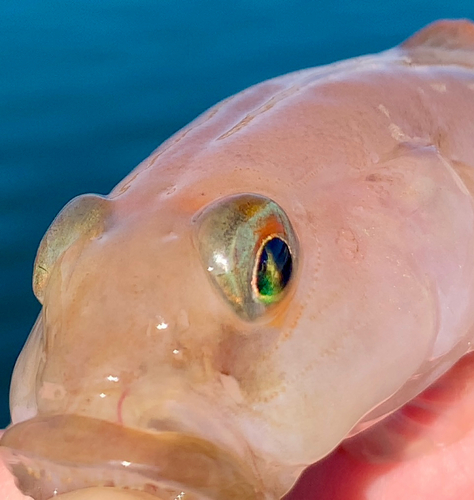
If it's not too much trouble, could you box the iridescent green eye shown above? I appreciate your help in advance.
[254,237,292,303]
[194,194,298,321]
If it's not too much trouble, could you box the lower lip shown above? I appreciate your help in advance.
[0,414,262,500]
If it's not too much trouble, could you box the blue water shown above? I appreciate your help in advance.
[1,0,473,427]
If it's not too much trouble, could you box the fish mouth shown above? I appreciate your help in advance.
[0,414,263,500]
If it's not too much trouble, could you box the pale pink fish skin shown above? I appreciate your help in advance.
[4,19,474,500]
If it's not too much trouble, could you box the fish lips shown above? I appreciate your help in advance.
[0,414,262,500]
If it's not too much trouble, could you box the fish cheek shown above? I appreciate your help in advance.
[11,234,96,422]
[10,314,44,424]
[215,323,284,404]
[32,240,116,417]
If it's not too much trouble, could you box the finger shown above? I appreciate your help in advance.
[53,488,161,499]
[287,353,474,499]
[287,422,474,500]
[0,456,31,500]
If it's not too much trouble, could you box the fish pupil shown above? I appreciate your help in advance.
[256,237,292,301]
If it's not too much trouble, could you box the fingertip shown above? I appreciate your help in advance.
[0,454,32,500]
[53,488,162,500]
[343,352,474,463]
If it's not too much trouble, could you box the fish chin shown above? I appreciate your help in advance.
[0,415,264,500]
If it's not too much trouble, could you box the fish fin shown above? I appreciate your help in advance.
[399,20,474,67]
[342,352,474,463]
[402,19,474,50]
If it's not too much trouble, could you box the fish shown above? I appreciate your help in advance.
[1,18,474,500]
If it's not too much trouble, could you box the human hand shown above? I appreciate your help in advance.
[284,424,474,499]
[285,352,474,499]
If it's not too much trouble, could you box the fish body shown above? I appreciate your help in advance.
[2,19,474,500]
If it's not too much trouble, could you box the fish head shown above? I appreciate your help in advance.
[21,189,303,441]
[7,179,313,498]
[5,19,474,497]
[7,146,464,499]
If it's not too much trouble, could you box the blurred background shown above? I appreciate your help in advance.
[1,0,473,427]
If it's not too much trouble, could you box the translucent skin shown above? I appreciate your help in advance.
[5,20,474,500]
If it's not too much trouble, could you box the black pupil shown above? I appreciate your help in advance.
[257,237,292,295]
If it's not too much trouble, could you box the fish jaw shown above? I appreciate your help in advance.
[0,415,265,500]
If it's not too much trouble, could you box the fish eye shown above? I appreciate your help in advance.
[254,236,293,303]
[33,194,109,303]
[194,194,298,321]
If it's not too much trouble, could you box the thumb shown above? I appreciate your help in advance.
[53,489,161,500]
